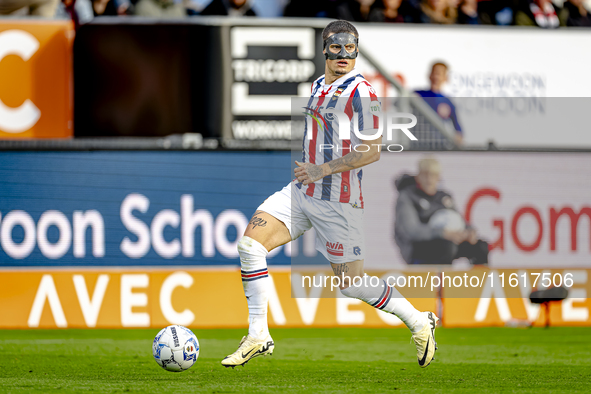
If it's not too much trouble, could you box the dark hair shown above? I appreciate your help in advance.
[431,62,449,72]
[322,20,359,42]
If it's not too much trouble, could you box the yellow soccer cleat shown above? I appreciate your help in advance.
[412,311,439,368]
[221,335,274,368]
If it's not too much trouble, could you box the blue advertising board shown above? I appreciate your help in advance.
[0,151,293,267]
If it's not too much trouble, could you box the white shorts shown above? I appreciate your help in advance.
[257,181,365,264]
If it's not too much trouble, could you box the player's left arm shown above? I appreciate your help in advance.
[294,138,381,185]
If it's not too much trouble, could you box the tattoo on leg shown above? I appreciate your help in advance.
[332,264,349,276]
[249,211,268,229]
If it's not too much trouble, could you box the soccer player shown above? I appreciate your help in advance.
[222,20,438,369]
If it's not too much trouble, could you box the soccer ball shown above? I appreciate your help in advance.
[152,325,200,372]
[429,209,466,232]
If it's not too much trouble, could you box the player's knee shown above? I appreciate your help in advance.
[237,236,268,268]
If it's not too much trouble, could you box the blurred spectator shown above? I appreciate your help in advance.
[415,61,463,145]
[335,0,375,21]
[92,0,129,15]
[252,0,286,16]
[515,0,559,27]
[135,0,185,17]
[200,0,256,15]
[189,0,284,16]
[477,0,516,25]
[0,0,59,16]
[456,0,478,23]
[419,0,457,23]
[559,0,591,26]
[394,157,489,265]
[368,0,421,22]
[283,0,338,17]
[57,0,94,26]
[283,0,314,16]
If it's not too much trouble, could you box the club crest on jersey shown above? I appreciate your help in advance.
[331,87,345,101]
[326,241,344,256]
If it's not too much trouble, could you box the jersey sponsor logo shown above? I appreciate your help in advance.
[369,103,381,115]
[353,246,361,256]
[326,241,344,256]
[303,105,329,133]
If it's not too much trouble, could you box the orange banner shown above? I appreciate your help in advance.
[0,20,73,139]
[0,268,588,329]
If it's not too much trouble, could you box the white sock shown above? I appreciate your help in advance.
[340,276,424,333]
[238,236,270,340]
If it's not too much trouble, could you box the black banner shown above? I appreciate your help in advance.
[74,20,224,138]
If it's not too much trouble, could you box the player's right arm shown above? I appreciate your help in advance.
[294,136,381,185]
[295,81,382,185]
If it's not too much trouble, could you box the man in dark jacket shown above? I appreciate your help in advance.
[559,0,591,27]
[200,0,256,16]
[394,157,488,265]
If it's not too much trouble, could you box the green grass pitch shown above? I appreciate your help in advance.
[0,327,590,393]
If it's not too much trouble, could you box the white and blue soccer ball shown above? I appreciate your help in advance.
[429,209,466,232]
[152,325,199,372]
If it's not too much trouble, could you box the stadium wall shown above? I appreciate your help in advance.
[75,20,590,148]
[0,151,292,266]
[3,268,589,329]
[0,20,73,139]
[2,19,591,147]
[0,151,589,329]
[364,152,591,269]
